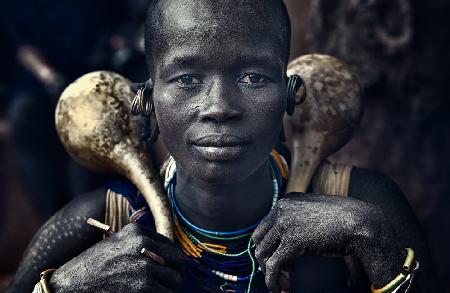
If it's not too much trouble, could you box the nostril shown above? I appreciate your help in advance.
[200,109,241,123]
[201,116,217,123]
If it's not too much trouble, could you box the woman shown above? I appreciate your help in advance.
[6,0,440,292]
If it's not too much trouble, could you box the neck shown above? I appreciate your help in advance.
[174,159,274,232]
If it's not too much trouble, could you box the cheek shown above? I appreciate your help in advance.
[249,88,286,138]
[152,89,201,158]
[153,92,185,150]
[154,100,177,137]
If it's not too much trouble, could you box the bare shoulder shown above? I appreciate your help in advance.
[348,167,401,199]
[348,167,413,214]
[347,167,422,238]
[6,188,107,293]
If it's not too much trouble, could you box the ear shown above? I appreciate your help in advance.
[143,78,154,104]
[130,78,159,146]
[131,78,154,116]
[144,79,159,145]
[142,113,160,147]
[285,74,306,116]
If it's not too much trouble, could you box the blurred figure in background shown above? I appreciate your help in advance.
[1,0,150,216]
[0,0,150,288]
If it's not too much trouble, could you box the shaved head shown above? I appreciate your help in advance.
[145,0,291,76]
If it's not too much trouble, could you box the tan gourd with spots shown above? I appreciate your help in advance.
[55,71,173,240]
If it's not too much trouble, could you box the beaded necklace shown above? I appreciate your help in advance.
[165,153,283,293]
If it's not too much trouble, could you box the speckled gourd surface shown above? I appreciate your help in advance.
[285,54,362,193]
[55,71,173,240]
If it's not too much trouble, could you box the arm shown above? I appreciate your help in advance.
[348,167,442,292]
[252,169,442,293]
[6,188,106,293]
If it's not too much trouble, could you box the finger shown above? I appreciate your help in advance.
[138,224,175,245]
[255,227,282,273]
[142,237,185,271]
[131,224,185,270]
[265,245,291,293]
[151,264,183,290]
[252,207,278,245]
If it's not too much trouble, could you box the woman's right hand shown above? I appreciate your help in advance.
[48,223,185,293]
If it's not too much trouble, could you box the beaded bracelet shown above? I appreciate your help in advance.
[371,248,417,293]
[32,269,56,293]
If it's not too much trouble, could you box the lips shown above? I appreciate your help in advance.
[192,134,249,147]
[191,134,250,161]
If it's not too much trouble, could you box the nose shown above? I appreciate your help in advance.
[198,79,242,123]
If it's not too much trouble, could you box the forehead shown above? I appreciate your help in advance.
[151,0,287,71]
[156,0,279,35]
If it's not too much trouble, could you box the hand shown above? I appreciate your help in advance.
[49,223,185,293]
[251,193,403,292]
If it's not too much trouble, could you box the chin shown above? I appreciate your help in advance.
[175,152,269,185]
[172,143,273,184]
[191,160,255,185]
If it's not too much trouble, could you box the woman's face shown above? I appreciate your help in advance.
[150,0,288,184]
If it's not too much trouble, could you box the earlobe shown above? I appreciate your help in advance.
[141,113,160,146]
[131,79,154,116]
[285,74,306,116]
[130,78,159,145]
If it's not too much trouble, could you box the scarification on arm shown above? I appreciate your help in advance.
[6,188,106,293]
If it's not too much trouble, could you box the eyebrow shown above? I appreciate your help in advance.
[168,55,199,69]
[160,53,283,76]
[157,55,199,77]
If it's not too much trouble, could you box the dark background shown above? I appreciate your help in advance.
[285,0,450,291]
[1,0,449,291]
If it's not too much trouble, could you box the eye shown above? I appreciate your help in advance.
[238,73,267,85]
[175,75,203,86]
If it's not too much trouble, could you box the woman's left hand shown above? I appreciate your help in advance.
[251,192,404,293]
